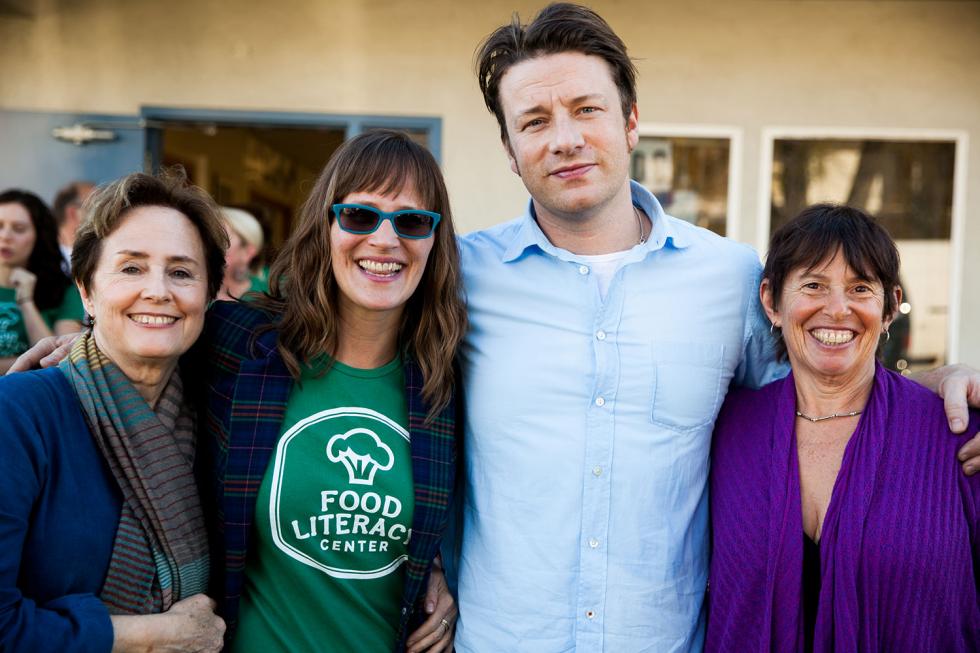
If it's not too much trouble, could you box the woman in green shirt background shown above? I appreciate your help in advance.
[217,206,268,301]
[0,189,84,372]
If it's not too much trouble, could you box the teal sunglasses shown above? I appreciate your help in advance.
[330,203,441,239]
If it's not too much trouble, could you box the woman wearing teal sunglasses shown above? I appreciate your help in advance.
[204,129,467,653]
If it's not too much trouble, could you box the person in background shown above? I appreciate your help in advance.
[217,206,267,300]
[707,204,980,651]
[0,170,228,652]
[53,180,95,271]
[0,189,85,372]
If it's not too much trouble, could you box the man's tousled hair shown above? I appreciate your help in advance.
[475,2,637,143]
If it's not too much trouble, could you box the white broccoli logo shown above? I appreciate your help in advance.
[326,428,394,485]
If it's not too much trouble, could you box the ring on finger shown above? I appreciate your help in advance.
[440,618,451,634]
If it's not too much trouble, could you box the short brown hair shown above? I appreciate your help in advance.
[73,169,228,301]
[53,180,94,227]
[764,203,901,360]
[254,129,466,418]
[475,2,637,143]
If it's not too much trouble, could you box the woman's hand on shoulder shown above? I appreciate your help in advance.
[5,333,79,374]
[110,594,225,653]
[406,562,457,653]
[912,363,980,474]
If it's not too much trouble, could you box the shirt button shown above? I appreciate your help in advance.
[589,538,599,549]
[594,396,605,407]
[586,610,596,619]
[596,330,606,341]
[592,465,602,477]
[578,265,589,275]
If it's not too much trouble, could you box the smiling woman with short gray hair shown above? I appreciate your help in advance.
[0,169,228,653]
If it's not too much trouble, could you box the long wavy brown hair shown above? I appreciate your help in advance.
[253,130,466,417]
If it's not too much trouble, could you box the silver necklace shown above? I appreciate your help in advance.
[634,206,647,245]
[795,409,862,423]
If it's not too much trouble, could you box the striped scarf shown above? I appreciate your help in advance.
[59,333,209,614]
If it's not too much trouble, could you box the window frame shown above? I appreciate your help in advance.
[636,123,743,240]
[757,127,969,363]
[140,106,442,167]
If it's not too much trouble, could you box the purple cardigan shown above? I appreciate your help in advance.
[707,364,980,652]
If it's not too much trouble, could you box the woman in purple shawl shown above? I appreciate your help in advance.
[707,204,980,652]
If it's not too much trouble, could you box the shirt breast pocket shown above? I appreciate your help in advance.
[650,341,726,432]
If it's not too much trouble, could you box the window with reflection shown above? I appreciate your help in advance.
[631,136,730,236]
[770,138,956,374]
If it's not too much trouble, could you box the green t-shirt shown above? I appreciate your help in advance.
[233,356,414,653]
[236,275,269,303]
[0,287,28,357]
[247,274,268,295]
[0,284,83,357]
[39,284,85,328]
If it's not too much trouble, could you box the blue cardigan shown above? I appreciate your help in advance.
[0,367,120,653]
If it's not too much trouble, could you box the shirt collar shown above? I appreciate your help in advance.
[633,180,690,251]
[502,180,690,263]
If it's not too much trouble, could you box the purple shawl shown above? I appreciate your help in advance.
[707,363,980,652]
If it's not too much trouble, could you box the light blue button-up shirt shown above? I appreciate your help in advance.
[454,182,785,652]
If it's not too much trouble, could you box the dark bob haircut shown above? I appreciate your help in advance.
[763,203,901,360]
[0,189,72,312]
[73,168,228,301]
[475,2,637,144]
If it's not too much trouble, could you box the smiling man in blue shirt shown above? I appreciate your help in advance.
[455,6,774,651]
[450,3,980,652]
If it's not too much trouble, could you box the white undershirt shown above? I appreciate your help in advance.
[59,243,72,273]
[577,249,633,300]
